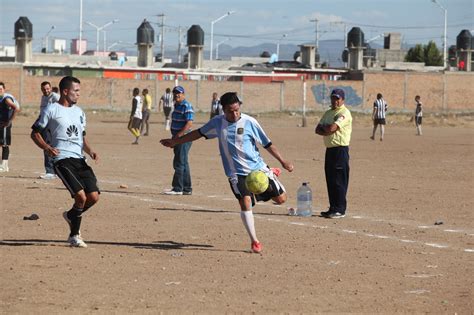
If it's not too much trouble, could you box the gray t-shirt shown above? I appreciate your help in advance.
[33,102,86,161]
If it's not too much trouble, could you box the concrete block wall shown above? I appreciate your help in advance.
[1,65,473,113]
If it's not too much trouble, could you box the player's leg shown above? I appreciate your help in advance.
[380,124,385,141]
[229,176,262,253]
[0,126,11,172]
[370,121,377,140]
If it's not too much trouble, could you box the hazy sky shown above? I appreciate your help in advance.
[0,0,472,53]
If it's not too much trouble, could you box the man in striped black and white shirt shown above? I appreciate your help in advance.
[370,93,388,141]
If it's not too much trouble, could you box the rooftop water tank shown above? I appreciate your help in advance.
[347,27,364,48]
[15,16,33,39]
[137,19,154,44]
[456,30,472,50]
[187,25,204,46]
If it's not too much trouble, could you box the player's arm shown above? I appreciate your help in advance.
[31,129,59,157]
[265,144,294,172]
[173,120,193,139]
[160,129,202,148]
[315,123,338,136]
[130,98,137,117]
[1,98,19,127]
[83,133,99,163]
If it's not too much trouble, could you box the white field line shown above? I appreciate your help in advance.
[4,176,474,253]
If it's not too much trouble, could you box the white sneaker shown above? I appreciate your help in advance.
[162,189,183,195]
[0,165,9,172]
[40,173,57,179]
[67,235,87,248]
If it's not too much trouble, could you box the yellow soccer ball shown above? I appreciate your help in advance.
[245,170,269,194]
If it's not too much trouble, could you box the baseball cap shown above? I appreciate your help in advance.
[172,86,185,94]
[331,88,345,99]
[220,92,242,106]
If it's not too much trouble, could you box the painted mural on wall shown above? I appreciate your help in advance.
[311,83,362,107]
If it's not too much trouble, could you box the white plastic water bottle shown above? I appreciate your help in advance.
[296,182,313,217]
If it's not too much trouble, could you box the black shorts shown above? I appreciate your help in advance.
[128,117,141,129]
[54,158,100,198]
[0,126,12,146]
[163,107,172,119]
[374,118,386,125]
[415,117,422,125]
[228,169,286,207]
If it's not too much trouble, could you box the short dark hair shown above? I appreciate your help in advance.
[41,81,51,88]
[166,88,171,93]
[133,88,140,95]
[143,88,149,94]
[59,76,80,93]
[220,92,242,107]
[0,82,5,89]
[377,93,383,99]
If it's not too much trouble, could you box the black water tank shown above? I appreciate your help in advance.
[456,30,472,50]
[315,52,320,63]
[14,16,33,39]
[347,27,364,48]
[448,45,457,60]
[293,51,301,61]
[137,19,154,44]
[260,51,271,58]
[187,25,204,46]
[341,49,349,62]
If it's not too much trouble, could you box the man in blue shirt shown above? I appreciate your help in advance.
[160,92,294,254]
[162,86,194,195]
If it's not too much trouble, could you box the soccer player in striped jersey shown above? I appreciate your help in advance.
[160,92,294,254]
[370,93,388,141]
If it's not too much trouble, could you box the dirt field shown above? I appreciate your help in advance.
[1,108,473,314]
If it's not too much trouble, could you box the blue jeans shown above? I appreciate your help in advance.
[172,142,192,193]
[41,130,55,174]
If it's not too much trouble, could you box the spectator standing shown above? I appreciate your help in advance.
[209,92,222,119]
[38,81,60,179]
[162,86,194,195]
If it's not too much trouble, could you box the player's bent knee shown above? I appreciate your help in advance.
[272,194,287,205]
[87,192,100,205]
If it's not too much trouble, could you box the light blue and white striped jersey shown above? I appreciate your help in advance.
[199,113,272,177]
[32,103,86,162]
[373,98,388,119]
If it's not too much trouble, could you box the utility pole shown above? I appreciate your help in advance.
[177,26,183,63]
[310,18,319,49]
[157,14,165,61]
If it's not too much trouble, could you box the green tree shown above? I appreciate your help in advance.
[405,41,443,66]
[424,41,443,66]
[405,44,424,62]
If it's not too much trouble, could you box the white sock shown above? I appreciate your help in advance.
[2,160,7,168]
[240,210,257,242]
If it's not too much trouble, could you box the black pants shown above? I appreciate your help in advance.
[325,146,350,214]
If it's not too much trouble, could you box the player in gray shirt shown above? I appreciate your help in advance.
[31,76,100,248]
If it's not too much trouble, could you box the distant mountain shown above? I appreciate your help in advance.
[120,39,351,67]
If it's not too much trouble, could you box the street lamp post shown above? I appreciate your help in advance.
[431,0,447,69]
[85,19,119,52]
[210,11,235,61]
[43,25,55,53]
[276,34,288,61]
[215,38,230,60]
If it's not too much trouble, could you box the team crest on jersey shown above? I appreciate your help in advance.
[66,125,79,137]
[237,127,244,134]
